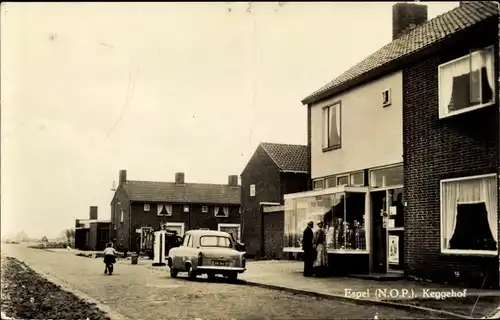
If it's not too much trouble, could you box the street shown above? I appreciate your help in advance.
[0,244,437,319]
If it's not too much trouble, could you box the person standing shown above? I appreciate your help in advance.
[302,221,314,277]
[313,221,329,277]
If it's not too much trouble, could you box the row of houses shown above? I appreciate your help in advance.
[76,1,499,289]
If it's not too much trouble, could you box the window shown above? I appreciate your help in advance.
[369,165,403,188]
[313,179,324,190]
[438,46,495,118]
[325,177,336,189]
[250,184,256,197]
[144,204,150,212]
[187,235,193,247]
[214,206,229,218]
[183,205,190,213]
[441,174,497,255]
[239,206,242,214]
[322,102,341,150]
[337,175,349,186]
[120,210,124,223]
[200,236,232,248]
[157,204,172,216]
[382,89,391,107]
[218,223,241,242]
[164,222,185,237]
[182,234,191,246]
[350,172,364,186]
[284,192,367,251]
[202,206,208,213]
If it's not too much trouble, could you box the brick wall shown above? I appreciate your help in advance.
[110,186,131,252]
[402,18,499,288]
[263,210,286,259]
[241,145,281,257]
[280,172,309,197]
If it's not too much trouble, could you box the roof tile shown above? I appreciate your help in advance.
[260,142,309,173]
[303,2,498,104]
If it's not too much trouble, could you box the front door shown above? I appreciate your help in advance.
[371,191,387,273]
[387,188,405,272]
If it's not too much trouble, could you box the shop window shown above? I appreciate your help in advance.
[387,188,404,229]
[313,179,324,190]
[337,175,349,186]
[350,172,364,186]
[438,46,495,119]
[322,102,342,151]
[369,165,403,188]
[284,191,367,251]
[441,174,497,254]
[325,177,336,188]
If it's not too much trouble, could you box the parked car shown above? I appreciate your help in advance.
[168,230,246,281]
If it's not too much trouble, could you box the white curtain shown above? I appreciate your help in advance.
[214,206,220,215]
[443,176,498,250]
[481,48,495,94]
[166,204,172,215]
[157,204,164,215]
[440,57,470,112]
[335,105,341,138]
[223,206,229,216]
[322,108,328,149]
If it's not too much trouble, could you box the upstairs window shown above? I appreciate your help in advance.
[438,46,495,118]
[157,204,172,216]
[322,102,341,151]
[144,204,150,212]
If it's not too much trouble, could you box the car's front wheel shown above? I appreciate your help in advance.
[187,265,197,280]
[170,267,178,278]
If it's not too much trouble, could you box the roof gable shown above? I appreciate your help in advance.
[302,1,498,105]
[260,142,309,173]
[121,180,240,205]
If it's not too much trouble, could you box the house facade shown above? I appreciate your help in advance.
[402,3,499,288]
[240,142,309,258]
[110,170,241,253]
[75,206,111,251]
[284,1,499,287]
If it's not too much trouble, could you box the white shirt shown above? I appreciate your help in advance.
[104,247,117,256]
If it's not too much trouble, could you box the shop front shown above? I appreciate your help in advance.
[283,186,371,274]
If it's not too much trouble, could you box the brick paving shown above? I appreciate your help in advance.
[2,244,442,319]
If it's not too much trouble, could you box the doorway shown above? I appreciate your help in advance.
[371,191,387,273]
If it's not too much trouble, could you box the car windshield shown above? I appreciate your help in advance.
[200,236,232,248]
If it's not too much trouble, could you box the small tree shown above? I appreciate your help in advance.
[65,228,75,247]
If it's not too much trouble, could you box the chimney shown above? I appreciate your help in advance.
[392,2,428,40]
[119,170,127,185]
[89,206,98,220]
[175,172,185,184]
[228,175,239,186]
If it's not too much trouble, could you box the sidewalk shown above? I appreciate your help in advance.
[240,260,500,319]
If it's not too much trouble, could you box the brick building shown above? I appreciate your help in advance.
[286,1,498,287]
[110,170,241,253]
[240,142,309,258]
[75,206,111,251]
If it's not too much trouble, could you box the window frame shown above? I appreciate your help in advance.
[325,176,336,189]
[215,206,229,218]
[322,101,342,152]
[120,210,124,223]
[313,179,324,190]
[217,223,241,242]
[199,235,232,248]
[183,205,190,213]
[157,203,173,217]
[164,222,185,237]
[438,46,495,119]
[350,171,365,186]
[202,205,208,213]
[439,173,498,256]
[250,184,256,197]
[144,203,150,212]
[336,175,349,186]
[382,88,391,107]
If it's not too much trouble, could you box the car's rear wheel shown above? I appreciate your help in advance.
[170,267,178,278]
[227,272,238,282]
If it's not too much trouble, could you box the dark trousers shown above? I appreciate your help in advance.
[303,250,314,276]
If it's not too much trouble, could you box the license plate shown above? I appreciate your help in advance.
[212,260,229,266]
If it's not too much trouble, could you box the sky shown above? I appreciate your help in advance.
[0,1,459,239]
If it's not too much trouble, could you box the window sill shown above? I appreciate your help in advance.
[382,102,391,108]
[157,214,172,217]
[439,100,495,119]
[214,215,229,218]
[440,249,498,257]
[322,145,341,153]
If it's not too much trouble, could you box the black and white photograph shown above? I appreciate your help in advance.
[1,1,500,319]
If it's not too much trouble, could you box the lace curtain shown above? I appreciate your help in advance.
[442,176,497,250]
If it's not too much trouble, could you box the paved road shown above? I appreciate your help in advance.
[1,244,435,320]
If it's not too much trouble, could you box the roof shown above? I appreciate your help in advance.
[121,180,240,205]
[302,1,498,105]
[185,230,229,237]
[260,142,309,173]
